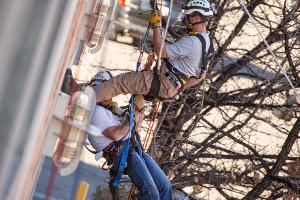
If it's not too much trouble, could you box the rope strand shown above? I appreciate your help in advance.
[157,0,174,70]
[237,0,297,93]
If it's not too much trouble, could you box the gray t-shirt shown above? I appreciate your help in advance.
[166,32,210,77]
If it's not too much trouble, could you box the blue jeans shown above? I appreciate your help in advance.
[112,143,172,200]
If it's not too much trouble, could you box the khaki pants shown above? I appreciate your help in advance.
[97,64,181,102]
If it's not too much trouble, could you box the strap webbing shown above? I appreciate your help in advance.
[194,33,214,74]
[195,34,207,72]
[84,144,97,154]
[112,98,134,186]
[146,63,161,97]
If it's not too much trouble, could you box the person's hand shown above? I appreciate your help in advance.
[134,95,145,112]
[149,10,161,29]
[133,95,145,131]
[124,111,143,132]
[134,112,144,132]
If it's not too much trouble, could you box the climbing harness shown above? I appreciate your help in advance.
[102,141,122,170]
[144,62,161,100]
[164,58,189,86]
[85,101,127,159]
[162,32,214,92]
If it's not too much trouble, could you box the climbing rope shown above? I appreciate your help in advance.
[152,102,172,160]
[128,101,160,199]
[237,0,299,96]
[127,1,178,198]
[157,0,174,71]
[111,98,134,186]
[143,101,161,150]
[112,3,153,187]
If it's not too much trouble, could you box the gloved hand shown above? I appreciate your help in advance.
[149,10,161,29]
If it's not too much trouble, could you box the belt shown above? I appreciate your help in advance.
[164,59,189,86]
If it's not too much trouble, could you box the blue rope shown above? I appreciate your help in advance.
[112,97,134,186]
[112,4,154,187]
[112,58,143,186]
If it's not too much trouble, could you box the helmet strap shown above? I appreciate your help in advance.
[187,20,206,32]
[191,20,206,26]
[186,16,193,32]
[186,13,207,30]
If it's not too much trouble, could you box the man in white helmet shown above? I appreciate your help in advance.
[95,0,214,103]
[87,71,172,200]
[88,70,144,151]
[151,0,215,90]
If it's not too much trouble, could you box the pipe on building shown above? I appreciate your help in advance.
[87,0,117,54]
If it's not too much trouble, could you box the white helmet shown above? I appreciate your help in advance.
[183,0,214,17]
[90,70,113,87]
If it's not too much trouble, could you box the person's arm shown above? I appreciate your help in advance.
[149,11,168,59]
[102,110,145,141]
[152,27,168,58]
[182,74,206,90]
[103,120,130,141]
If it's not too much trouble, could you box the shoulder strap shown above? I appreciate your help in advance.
[194,34,214,74]
[85,144,97,154]
[195,34,207,72]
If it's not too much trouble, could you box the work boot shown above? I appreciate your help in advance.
[61,68,73,94]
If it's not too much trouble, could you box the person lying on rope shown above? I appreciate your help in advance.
[87,71,173,200]
[94,0,215,106]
